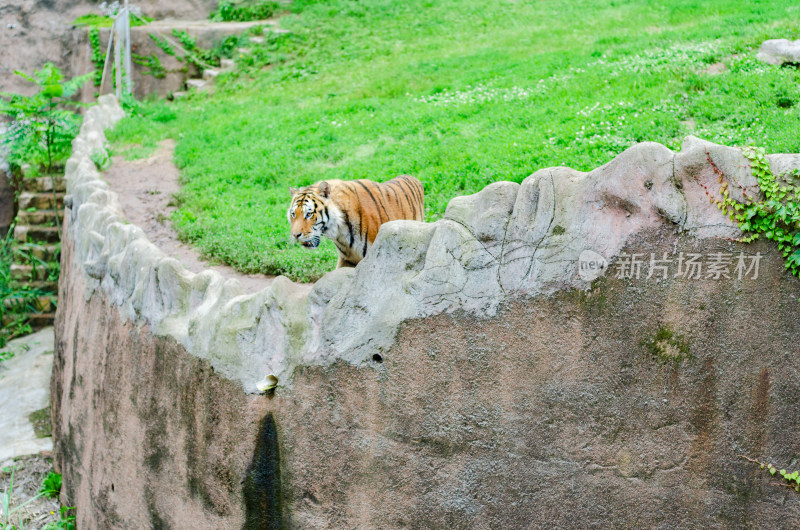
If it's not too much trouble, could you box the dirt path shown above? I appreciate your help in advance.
[102,141,275,294]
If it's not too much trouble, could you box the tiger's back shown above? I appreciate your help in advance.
[329,174,424,266]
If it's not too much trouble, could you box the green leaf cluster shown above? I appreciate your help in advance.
[762,462,800,492]
[170,30,221,69]
[0,64,91,175]
[38,473,62,499]
[89,29,105,87]
[715,147,800,278]
[210,1,280,22]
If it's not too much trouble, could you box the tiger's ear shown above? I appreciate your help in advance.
[318,181,331,199]
[289,186,299,196]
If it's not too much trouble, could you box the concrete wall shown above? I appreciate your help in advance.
[52,97,800,528]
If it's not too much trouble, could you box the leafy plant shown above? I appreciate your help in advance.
[706,147,800,278]
[211,1,280,22]
[1,469,69,529]
[149,33,176,57]
[0,226,57,348]
[39,473,62,499]
[741,455,800,493]
[0,64,90,175]
[132,52,167,79]
[171,30,220,70]
[89,29,106,87]
[43,507,76,530]
[1,468,48,528]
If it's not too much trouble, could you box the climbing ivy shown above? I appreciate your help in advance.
[89,28,105,87]
[706,147,800,278]
[741,455,800,493]
[171,30,220,69]
[148,30,219,70]
[132,52,167,79]
[149,33,176,57]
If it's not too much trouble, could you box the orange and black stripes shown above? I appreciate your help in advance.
[288,175,424,268]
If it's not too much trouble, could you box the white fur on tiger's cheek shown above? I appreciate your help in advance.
[324,203,343,238]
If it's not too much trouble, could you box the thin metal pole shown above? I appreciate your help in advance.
[123,1,132,95]
[99,26,115,95]
[114,15,122,100]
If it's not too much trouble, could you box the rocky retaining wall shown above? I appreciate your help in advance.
[52,96,800,528]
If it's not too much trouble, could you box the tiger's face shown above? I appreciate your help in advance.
[287,183,332,248]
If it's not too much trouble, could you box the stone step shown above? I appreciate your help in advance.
[20,177,66,193]
[220,58,235,70]
[3,294,57,312]
[7,279,58,292]
[171,91,189,100]
[28,313,55,330]
[16,208,64,225]
[10,264,57,282]
[17,243,60,262]
[249,36,264,44]
[2,313,55,329]
[236,47,252,55]
[18,192,64,211]
[202,68,220,81]
[14,225,60,244]
[186,78,209,90]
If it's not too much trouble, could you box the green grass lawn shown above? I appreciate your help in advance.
[108,0,800,282]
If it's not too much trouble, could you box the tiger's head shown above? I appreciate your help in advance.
[287,181,333,249]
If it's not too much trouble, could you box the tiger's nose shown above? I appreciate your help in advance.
[292,232,302,240]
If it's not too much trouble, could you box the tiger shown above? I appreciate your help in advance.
[287,175,424,268]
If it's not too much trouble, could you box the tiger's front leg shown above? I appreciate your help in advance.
[336,253,357,268]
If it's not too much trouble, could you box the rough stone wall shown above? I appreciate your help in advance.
[52,233,273,528]
[53,97,800,527]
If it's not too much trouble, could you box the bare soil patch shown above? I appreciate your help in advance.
[102,140,275,294]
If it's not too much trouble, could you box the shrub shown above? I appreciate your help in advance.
[0,64,91,175]
[211,1,280,22]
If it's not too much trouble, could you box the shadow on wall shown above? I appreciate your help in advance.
[243,412,285,530]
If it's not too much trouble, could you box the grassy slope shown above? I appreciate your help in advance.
[108,0,800,281]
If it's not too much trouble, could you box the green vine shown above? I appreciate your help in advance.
[171,30,220,69]
[741,455,800,493]
[705,147,800,278]
[89,28,105,87]
[149,33,176,57]
[132,52,167,79]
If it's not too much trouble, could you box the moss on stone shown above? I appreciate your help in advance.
[643,326,690,364]
[28,406,52,439]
